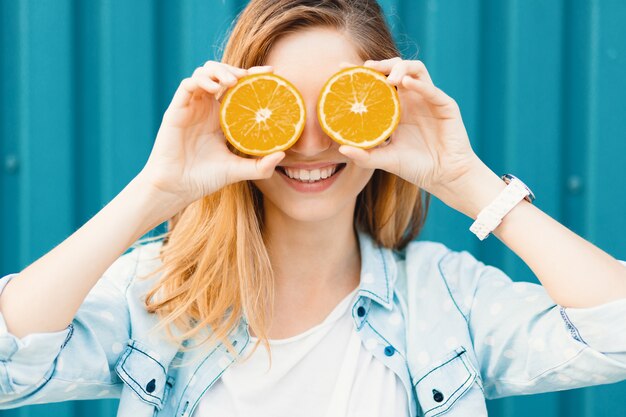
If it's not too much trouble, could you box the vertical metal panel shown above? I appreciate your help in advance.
[0,1,624,416]
[16,0,75,270]
[568,1,626,416]
[403,0,483,255]
[0,0,20,276]
[584,0,626,256]
[102,0,156,198]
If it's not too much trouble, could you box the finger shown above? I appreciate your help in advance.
[220,63,249,76]
[168,77,220,110]
[204,61,248,81]
[401,76,454,108]
[362,57,403,74]
[193,66,232,92]
[338,144,397,173]
[203,65,239,87]
[232,151,286,181]
[194,65,246,104]
[387,60,433,85]
[247,65,274,75]
[169,65,239,110]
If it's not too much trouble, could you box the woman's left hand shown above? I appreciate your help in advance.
[337,58,481,196]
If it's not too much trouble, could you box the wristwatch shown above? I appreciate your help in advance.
[502,174,535,203]
[469,174,535,240]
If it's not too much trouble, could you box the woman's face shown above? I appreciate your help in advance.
[252,27,375,224]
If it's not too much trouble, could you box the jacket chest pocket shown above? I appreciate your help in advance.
[115,339,174,413]
[413,346,481,417]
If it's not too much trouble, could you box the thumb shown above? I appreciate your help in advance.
[232,151,285,181]
[338,145,397,174]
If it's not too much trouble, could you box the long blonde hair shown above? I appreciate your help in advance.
[136,0,431,368]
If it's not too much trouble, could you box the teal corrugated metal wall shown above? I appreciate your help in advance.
[1,0,625,416]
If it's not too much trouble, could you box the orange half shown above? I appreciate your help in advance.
[219,73,306,156]
[317,66,400,148]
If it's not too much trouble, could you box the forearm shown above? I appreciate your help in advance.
[434,159,626,308]
[0,174,180,338]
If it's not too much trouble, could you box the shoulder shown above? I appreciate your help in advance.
[399,239,497,282]
[394,240,508,315]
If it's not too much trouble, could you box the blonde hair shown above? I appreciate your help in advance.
[136,0,431,369]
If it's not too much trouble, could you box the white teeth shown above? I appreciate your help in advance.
[310,169,321,181]
[283,165,340,182]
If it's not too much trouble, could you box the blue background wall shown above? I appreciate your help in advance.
[1,0,625,416]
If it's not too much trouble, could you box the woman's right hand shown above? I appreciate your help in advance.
[138,60,285,209]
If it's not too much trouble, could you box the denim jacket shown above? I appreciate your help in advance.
[1,231,626,417]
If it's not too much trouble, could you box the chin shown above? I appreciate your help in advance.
[274,199,353,223]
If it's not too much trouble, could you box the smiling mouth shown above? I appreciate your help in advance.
[276,163,347,183]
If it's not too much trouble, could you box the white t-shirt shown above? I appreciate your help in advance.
[192,286,409,417]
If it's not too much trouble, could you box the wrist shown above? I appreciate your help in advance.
[128,173,189,230]
[432,159,506,220]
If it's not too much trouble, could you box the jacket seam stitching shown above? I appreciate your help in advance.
[50,376,120,386]
[437,251,470,325]
[119,346,163,403]
[558,307,587,344]
[60,323,74,349]
[421,352,475,415]
[174,344,221,414]
[123,249,142,297]
[350,301,370,330]
[429,373,474,417]
[364,319,407,360]
[415,350,464,385]
[379,246,391,304]
[119,368,160,407]
[129,344,167,374]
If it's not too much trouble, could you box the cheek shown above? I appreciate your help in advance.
[338,165,375,198]
[351,167,376,190]
[250,176,275,198]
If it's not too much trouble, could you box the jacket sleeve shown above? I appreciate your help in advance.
[439,249,626,399]
[0,246,143,408]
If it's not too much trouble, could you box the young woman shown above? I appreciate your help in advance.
[0,1,625,416]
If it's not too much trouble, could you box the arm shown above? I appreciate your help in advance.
[340,57,626,397]
[0,62,282,340]
[435,247,626,399]
[434,158,626,308]
[335,57,626,308]
[0,62,281,408]
[0,243,141,406]
[0,174,178,339]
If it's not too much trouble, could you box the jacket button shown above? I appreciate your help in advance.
[146,378,156,393]
[357,306,366,317]
[384,345,395,356]
[432,389,444,402]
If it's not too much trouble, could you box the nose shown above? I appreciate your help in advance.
[288,105,333,157]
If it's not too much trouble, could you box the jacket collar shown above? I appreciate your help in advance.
[356,229,397,311]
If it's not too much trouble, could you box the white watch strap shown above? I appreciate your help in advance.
[469,177,530,240]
